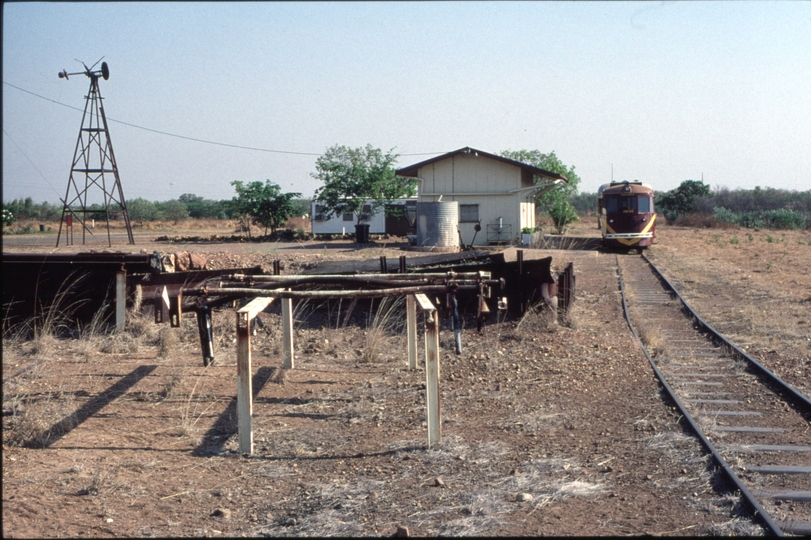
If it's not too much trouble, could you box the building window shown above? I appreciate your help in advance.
[459,204,479,222]
[342,212,354,222]
[362,204,372,214]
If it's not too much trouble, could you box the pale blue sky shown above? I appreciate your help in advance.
[3,1,810,205]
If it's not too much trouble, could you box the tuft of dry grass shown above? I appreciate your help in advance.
[158,326,180,359]
[269,367,288,384]
[4,384,77,448]
[362,296,404,363]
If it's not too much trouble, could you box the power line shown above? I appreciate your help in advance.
[2,128,63,200]
[3,80,444,158]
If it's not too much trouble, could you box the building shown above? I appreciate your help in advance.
[311,199,416,236]
[395,147,568,246]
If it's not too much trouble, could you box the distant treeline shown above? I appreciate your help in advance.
[569,185,811,230]
[5,186,810,230]
[3,194,313,223]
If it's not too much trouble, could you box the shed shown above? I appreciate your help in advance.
[396,147,567,246]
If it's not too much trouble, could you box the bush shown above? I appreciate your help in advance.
[548,199,579,234]
[713,206,806,230]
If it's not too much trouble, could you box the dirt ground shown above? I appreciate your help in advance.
[3,219,809,537]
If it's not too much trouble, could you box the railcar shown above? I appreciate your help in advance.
[597,180,657,248]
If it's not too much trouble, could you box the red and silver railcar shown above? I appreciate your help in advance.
[597,180,657,248]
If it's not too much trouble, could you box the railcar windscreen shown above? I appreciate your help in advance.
[606,196,639,213]
[638,196,650,213]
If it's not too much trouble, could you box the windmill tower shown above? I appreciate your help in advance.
[56,58,134,246]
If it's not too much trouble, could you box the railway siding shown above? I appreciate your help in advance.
[619,254,811,536]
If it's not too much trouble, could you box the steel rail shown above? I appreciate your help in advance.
[642,252,811,411]
[617,254,785,536]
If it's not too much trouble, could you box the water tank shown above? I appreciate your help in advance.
[416,201,459,250]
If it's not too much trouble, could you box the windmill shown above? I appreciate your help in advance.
[56,58,134,246]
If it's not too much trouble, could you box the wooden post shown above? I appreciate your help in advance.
[235,296,275,455]
[115,269,126,331]
[407,295,417,370]
[236,311,253,454]
[425,309,441,449]
[282,297,294,369]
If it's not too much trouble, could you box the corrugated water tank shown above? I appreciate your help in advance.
[416,201,459,249]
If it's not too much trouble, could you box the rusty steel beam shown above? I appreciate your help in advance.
[184,283,498,300]
[226,271,492,282]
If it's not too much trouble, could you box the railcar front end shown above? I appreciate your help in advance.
[597,181,657,248]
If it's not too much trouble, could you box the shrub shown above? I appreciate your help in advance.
[713,206,806,230]
[548,199,579,234]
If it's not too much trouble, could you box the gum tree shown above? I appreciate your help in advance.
[501,149,581,233]
[657,180,711,223]
[311,144,416,224]
[230,180,301,236]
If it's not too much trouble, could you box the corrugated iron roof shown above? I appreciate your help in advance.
[395,147,568,182]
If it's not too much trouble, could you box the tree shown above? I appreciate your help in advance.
[2,207,16,227]
[501,149,581,232]
[230,180,301,236]
[127,198,158,225]
[501,150,580,204]
[657,180,712,223]
[311,144,416,224]
[179,193,226,219]
[157,200,190,224]
[548,199,580,234]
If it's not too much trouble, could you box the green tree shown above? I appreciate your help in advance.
[311,144,416,224]
[2,207,16,227]
[127,198,158,225]
[230,180,301,236]
[501,149,580,232]
[548,199,580,234]
[157,200,190,224]
[657,180,712,223]
[179,193,226,219]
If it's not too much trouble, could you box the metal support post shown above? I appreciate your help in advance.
[282,297,294,369]
[115,268,126,331]
[425,308,441,449]
[407,295,417,370]
[196,304,215,366]
[236,311,253,454]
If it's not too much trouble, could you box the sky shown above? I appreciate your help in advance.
[3,1,810,206]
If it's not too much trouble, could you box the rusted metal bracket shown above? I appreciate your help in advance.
[169,290,183,328]
[154,286,170,324]
[196,303,215,366]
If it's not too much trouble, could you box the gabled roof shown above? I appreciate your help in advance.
[395,146,568,183]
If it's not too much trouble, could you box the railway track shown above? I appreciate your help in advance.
[617,253,811,536]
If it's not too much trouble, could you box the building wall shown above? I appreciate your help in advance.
[310,201,387,235]
[420,153,522,196]
[417,154,531,245]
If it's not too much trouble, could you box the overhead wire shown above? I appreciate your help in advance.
[2,128,63,200]
[2,80,444,158]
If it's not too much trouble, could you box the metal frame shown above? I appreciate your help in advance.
[56,63,134,247]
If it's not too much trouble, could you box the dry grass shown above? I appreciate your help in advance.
[158,326,180,359]
[362,296,405,363]
[4,381,77,448]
